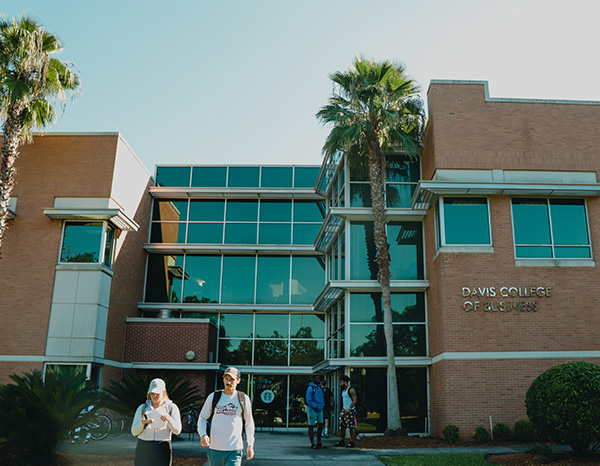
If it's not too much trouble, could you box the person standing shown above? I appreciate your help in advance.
[335,375,357,448]
[320,380,334,438]
[305,374,325,449]
[198,367,255,466]
[131,378,182,466]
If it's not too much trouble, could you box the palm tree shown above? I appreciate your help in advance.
[316,57,424,432]
[0,15,80,252]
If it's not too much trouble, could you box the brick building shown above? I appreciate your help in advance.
[1,81,599,438]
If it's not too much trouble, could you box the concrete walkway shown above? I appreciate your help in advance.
[59,431,572,465]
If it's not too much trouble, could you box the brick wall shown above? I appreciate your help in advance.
[424,82,600,438]
[124,320,217,363]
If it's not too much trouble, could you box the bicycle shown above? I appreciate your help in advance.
[181,411,198,438]
[68,411,112,442]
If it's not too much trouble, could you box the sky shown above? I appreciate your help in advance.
[4,0,600,172]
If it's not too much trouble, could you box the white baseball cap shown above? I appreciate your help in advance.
[148,378,166,394]
[223,367,241,380]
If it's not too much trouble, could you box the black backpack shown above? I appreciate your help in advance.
[206,390,247,436]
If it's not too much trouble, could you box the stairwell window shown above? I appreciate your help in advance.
[438,197,491,246]
[511,198,591,259]
[60,221,115,266]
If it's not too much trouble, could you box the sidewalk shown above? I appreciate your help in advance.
[59,431,572,466]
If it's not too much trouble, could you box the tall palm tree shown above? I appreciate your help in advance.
[317,57,424,432]
[0,15,80,252]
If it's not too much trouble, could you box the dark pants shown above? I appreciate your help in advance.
[135,439,172,466]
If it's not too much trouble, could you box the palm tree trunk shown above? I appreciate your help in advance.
[0,104,24,253]
[366,141,402,432]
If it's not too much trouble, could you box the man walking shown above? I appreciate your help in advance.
[335,375,357,448]
[305,374,325,449]
[198,367,255,465]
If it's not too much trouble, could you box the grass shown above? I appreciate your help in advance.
[377,453,489,465]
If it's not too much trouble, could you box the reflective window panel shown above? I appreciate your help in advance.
[155,166,191,187]
[60,222,103,263]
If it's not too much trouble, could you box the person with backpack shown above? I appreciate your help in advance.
[131,378,182,466]
[305,374,325,449]
[335,375,357,448]
[198,367,255,465]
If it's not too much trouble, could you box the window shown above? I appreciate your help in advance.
[218,313,325,366]
[350,221,423,280]
[512,198,591,259]
[439,197,491,246]
[348,293,426,357]
[60,221,115,266]
[150,199,323,246]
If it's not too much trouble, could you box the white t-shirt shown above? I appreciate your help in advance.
[198,391,255,451]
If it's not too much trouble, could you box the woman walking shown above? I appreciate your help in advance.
[131,378,182,466]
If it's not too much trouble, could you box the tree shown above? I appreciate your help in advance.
[316,57,424,431]
[0,15,80,251]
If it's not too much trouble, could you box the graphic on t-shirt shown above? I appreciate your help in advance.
[215,402,238,416]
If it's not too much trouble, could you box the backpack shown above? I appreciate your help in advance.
[206,390,246,436]
[304,384,316,405]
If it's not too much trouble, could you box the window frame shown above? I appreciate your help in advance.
[59,220,116,267]
[510,197,593,260]
[438,196,492,247]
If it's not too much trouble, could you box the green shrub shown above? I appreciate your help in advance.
[492,422,510,441]
[514,419,535,442]
[0,369,99,465]
[472,426,490,443]
[442,424,459,444]
[525,361,600,453]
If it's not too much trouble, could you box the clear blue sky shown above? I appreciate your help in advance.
[4,0,600,171]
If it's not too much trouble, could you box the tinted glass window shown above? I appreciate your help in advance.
[291,256,325,304]
[155,166,191,187]
[290,340,324,366]
[550,199,589,245]
[153,200,188,221]
[255,314,289,338]
[226,200,258,221]
[145,254,184,302]
[261,167,293,187]
[291,314,325,339]
[293,201,324,222]
[228,166,260,187]
[61,222,103,263]
[387,156,420,182]
[187,223,223,243]
[225,223,257,244]
[192,167,227,187]
[221,256,255,303]
[443,198,490,245]
[350,222,377,280]
[386,184,415,208]
[256,256,290,304]
[254,340,288,365]
[388,222,423,280]
[292,224,321,245]
[220,313,254,338]
[183,256,221,303]
[220,339,252,365]
[512,198,591,259]
[350,184,372,207]
[150,222,186,243]
[260,201,292,222]
[294,167,320,188]
[189,200,224,221]
[259,224,291,244]
[512,199,550,244]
